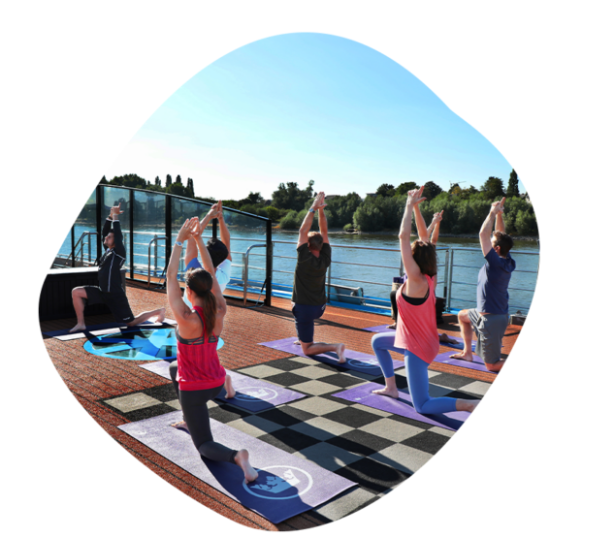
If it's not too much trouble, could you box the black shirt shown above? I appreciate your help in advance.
[98,218,126,294]
[292,243,331,306]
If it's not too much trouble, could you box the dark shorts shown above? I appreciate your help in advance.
[291,302,326,343]
[468,309,508,364]
[83,285,134,324]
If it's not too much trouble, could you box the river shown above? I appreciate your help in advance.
[57,224,539,314]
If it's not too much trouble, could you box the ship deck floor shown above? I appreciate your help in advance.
[40,281,521,531]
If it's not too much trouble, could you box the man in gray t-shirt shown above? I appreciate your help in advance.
[291,191,346,363]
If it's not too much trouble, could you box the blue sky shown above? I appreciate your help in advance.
[106,33,523,200]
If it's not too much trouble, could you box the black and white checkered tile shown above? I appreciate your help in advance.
[101,355,487,522]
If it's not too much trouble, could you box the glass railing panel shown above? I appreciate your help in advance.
[132,190,166,278]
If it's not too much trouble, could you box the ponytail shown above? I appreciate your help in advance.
[185,267,218,336]
[201,289,217,336]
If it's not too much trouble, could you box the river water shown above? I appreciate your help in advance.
[58,225,539,314]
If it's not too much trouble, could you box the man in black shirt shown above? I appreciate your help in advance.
[69,205,165,332]
[291,191,346,363]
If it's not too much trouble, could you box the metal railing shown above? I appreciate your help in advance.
[62,231,98,267]
[147,236,168,285]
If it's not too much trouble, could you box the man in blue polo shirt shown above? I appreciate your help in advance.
[452,197,515,372]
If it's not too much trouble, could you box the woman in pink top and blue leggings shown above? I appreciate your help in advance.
[166,217,258,483]
[371,187,478,414]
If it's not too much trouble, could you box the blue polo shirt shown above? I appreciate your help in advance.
[477,248,516,315]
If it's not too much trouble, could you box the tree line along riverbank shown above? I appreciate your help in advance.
[98,170,538,238]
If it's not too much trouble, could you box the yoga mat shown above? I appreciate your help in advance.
[44,320,166,341]
[433,351,497,374]
[362,325,477,350]
[333,383,469,431]
[258,337,404,376]
[119,412,356,523]
[139,362,306,412]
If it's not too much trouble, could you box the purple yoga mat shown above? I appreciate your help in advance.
[258,337,404,376]
[139,361,307,412]
[119,412,356,523]
[433,350,496,374]
[333,383,469,431]
[362,326,477,351]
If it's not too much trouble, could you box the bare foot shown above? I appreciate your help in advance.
[69,323,86,333]
[293,339,301,345]
[439,333,456,343]
[224,374,236,398]
[156,307,166,323]
[171,421,189,432]
[372,386,399,399]
[450,352,473,362]
[336,343,346,363]
[388,322,397,329]
[456,399,479,412]
[235,449,258,483]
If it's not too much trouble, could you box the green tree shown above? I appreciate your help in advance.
[186,177,195,198]
[506,169,520,198]
[423,181,443,200]
[481,176,505,201]
[99,175,108,185]
[353,201,385,231]
[395,182,418,195]
[109,173,148,189]
[154,176,161,187]
[166,181,186,196]
[175,174,182,185]
[279,210,300,229]
[515,209,538,235]
[323,192,362,227]
[165,174,172,187]
[271,181,315,211]
[376,183,395,197]
[449,183,462,195]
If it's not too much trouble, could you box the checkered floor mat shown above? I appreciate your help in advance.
[100,355,488,522]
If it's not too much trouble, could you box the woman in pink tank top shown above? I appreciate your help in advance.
[166,217,258,483]
[371,187,479,415]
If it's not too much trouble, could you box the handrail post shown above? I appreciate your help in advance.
[96,185,103,264]
[129,190,135,280]
[265,218,272,306]
[243,250,248,305]
[446,248,454,310]
[165,195,172,269]
[443,248,450,302]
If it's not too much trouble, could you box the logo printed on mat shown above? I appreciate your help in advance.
[346,358,380,370]
[234,387,279,402]
[243,466,313,500]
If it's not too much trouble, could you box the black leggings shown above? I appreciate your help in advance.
[169,363,237,464]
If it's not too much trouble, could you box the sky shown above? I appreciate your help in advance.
[106,32,523,200]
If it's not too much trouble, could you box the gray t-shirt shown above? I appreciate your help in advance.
[292,243,331,306]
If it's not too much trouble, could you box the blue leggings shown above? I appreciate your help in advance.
[371,331,457,414]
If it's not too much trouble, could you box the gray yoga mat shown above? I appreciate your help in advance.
[139,361,307,412]
[258,337,404,376]
[433,350,497,374]
[44,318,174,341]
[333,382,469,431]
[119,412,356,523]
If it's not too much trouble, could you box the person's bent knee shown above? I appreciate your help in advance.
[485,360,504,372]
[457,309,471,323]
[300,341,314,354]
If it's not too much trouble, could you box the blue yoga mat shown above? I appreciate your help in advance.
[119,412,356,523]
[258,337,404,376]
[140,361,306,412]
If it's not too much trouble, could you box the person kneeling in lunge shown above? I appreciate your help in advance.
[370,187,478,414]
[69,205,165,333]
[166,217,257,483]
[291,191,346,363]
[451,197,515,372]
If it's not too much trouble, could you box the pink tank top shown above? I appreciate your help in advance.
[175,306,226,391]
[394,275,439,364]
